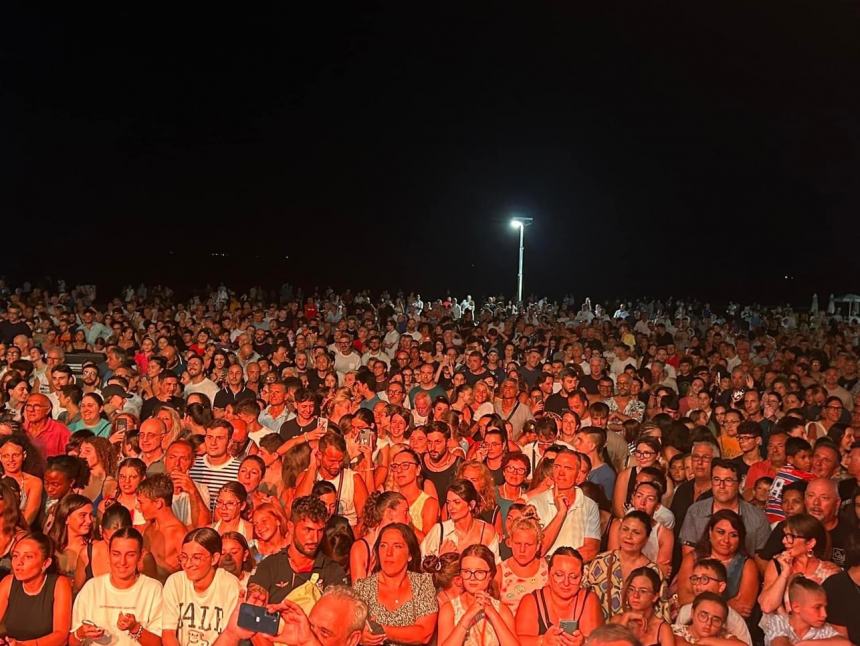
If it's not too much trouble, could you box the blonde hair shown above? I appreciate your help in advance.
[508,515,544,554]
[457,460,497,515]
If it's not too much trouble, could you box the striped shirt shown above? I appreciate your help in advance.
[189,455,241,511]
[765,465,815,523]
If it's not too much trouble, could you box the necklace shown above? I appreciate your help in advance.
[500,483,520,500]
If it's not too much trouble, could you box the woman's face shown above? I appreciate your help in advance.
[238,460,263,492]
[548,555,583,600]
[221,537,247,574]
[11,539,49,582]
[634,442,658,468]
[509,528,539,566]
[68,504,94,537]
[781,490,805,517]
[631,484,660,516]
[692,600,727,639]
[78,442,100,469]
[44,470,73,500]
[618,518,649,553]
[474,384,489,404]
[625,574,657,613]
[81,396,102,422]
[118,466,143,495]
[446,492,473,522]
[503,460,527,487]
[840,427,855,452]
[389,414,408,439]
[782,526,814,557]
[377,527,411,576]
[10,381,29,403]
[709,520,740,558]
[0,442,25,474]
[409,430,427,454]
[214,354,226,369]
[561,413,578,435]
[460,554,492,595]
[381,500,410,527]
[216,491,244,522]
[318,493,337,519]
[324,373,338,389]
[252,511,280,542]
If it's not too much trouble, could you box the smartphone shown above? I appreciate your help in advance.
[237,603,280,636]
[116,418,128,433]
[560,619,579,634]
[367,619,386,636]
[358,429,373,447]
[317,417,329,432]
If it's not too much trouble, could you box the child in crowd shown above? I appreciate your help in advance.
[760,576,850,646]
[766,437,815,524]
[752,476,773,510]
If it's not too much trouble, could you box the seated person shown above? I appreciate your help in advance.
[760,576,851,646]
[672,592,746,646]
[675,559,752,646]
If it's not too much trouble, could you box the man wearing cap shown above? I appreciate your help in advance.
[102,383,132,416]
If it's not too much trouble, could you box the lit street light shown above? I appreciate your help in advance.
[510,216,533,303]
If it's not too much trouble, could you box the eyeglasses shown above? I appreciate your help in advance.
[505,466,527,475]
[737,434,757,442]
[216,500,240,508]
[461,569,490,581]
[633,450,656,458]
[689,574,724,586]
[696,610,725,627]
[390,462,418,472]
[551,571,582,584]
[783,532,808,543]
[628,586,655,597]
[711,477,738,487]
[178,553,208,566]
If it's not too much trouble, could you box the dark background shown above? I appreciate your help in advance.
[3,3,859,304]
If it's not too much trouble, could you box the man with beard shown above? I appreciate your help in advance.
[247,496,347,604]
[184,355,219,404]
[421,421,463,505]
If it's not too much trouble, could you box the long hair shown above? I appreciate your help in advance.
[457,460,498,515]
[460,543,500,598]
[48,493,93,551]
[372,523,422,574]
[216,481,252,521]
[0,480,27,535]
[361,491,407,532]
[221,530,255,573]
[281,442,311,488]
[695,509,747,560]
[80,436,117,476]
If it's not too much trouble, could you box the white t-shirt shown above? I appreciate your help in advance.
[184,378,220,405]
[72,574,164,646]
[162,568,240,646]
[529,487,602,554]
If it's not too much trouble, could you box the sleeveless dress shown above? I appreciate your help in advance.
[4,574,58,641]
[499,558,549,614]
[451,596,503,646]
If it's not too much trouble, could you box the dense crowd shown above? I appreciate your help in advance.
[0,282,856,646]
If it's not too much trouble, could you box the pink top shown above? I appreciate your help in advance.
[27,419,71,459]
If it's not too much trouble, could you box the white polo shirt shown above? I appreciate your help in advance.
[529,486,601,554]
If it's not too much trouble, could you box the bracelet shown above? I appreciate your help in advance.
[129,623,144,641]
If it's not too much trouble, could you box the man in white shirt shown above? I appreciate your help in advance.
[71,527,164,646]
[183,355,219,404]
[529,448,601,560]
[332,335,361,383]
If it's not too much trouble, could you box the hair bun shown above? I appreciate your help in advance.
[421,555,442,572]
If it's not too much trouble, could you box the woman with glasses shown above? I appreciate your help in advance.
[497,513,548,615]
[389,448,439,537]
[438,544,519,646]
[353,523,438,646]
[210,481,254,542]
[672,592,746,646]
[497,453,529,523]
[612,437,667,518]
[420,479,500,561]
[758,512,841,613]
[163,528,240,646]
[351,491,411,582]
[457,461,504,535]
[610,567,673,646]
[607,480,674,577]
[516,547,603,645]
[585,510,669,622]
[675,510,758,619]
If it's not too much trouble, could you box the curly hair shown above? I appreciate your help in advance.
[290,495,328,524]
[456,460,497,515]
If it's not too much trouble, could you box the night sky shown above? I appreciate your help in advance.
[4,3,860,305]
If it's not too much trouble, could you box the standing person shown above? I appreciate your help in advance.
[497,453,530,524]
[529,448,601,560]
[248,496,347,604]
[162,528,239,646]
[71,527,163,646]
[421,422,463,506]
[0,533,72,646]
[389,448,439,537]
[515,547,604,645]
[497,514,548,615]
[494,379,534,442]
[138,474,187,583]
[295,431,369,529]
[438,544,519,646]
[609,568,674,646]
[420,479,500,560]
[278,389,319,440]
[353,523,439,646]
[575,427,617,501]
[250,502,289,562]
[189,420,242,511]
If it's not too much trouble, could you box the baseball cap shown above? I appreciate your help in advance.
[102,385,131,400]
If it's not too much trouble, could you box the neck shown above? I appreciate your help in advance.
[142,447,163,462]
[788,613,812,637]
[110,573,138,590]
[193,568,217,593]
[502,396,516,405]
[378,568,408,587]
[288,544,315,570]
[22,572,47,593]
[713,498,739,512]
[191,374,205,385]
[269,403,285,414]
[454,515,475,532]
[208,453,231,466]
[297,414,314,426]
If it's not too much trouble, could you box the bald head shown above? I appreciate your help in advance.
[805,478,840,525]
[24,393,51,423]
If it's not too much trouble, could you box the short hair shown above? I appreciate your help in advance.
[290,495,328,524]
[234,399,261,417]
[207,418,235,439]
[785,436,812,457]
[694,558,727,581]
[785,514,828,559]
[258,433,285,453]
[579,426,607,452]
[788,576,826,604]
[319,585,369,636]
[710,458,740,478]
[137,474,174,507]
[501,452,531,476]
[319,430,347,454]
[691,591,728,616]
[586,624,641,646]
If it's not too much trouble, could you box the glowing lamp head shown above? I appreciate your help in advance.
[510,219,524,229]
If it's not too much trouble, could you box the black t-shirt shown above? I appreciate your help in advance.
[544,391,571,415]
[0,320,31,344]
[829,518,851,568]
[729,455,755,482]
[518,365,543,388]
[580,374,602,395]
[421,457,463,504]
[838,376,859,391]
[139,395,185,420]
[823,570,860,645]
[279,416,319,441]
[248,549,347,605]
[461,368,491,386]
[838,477,858,505]
[757,520,786,560]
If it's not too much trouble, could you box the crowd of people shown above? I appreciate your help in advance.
[0,281,856,646]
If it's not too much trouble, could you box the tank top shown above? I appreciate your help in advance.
[319,469,357,525]
[641,522,661,564]
[451,596,502,646]
[408,490,431,530]
[421,457,462,506]
[4,574,59,641]
[500,559,549,614]
[211,518,252,537]
[531,586,590,635]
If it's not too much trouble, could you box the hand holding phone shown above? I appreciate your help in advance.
[560,619,579,634]
[237,603,280,636]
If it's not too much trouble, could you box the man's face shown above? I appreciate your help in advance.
[711,466,739,504]
[308,596,362,646]
[690,444,715,479]
[187,358,203,378]
[792,591,829,629]
[290,517,325,558]
[743,391,760,415]
[268,384,287,407]
[551,452,580,490]
[227,365,244,387]
[51,370,70,391]
[805,481,838,524]
[767,435,787,464]
[811,446,839,479]
[418,365,435,385]
[23,396,50,424]
[561,375,578,393]
[205,426,231,459]
[159,376,179,398]
[296,399,315,420]
[165,444,193,473]
[319,446,345,477]
[426,432,448,461]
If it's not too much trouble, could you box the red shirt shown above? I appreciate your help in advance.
[26,419,72,460]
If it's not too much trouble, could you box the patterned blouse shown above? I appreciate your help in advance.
[583,550,669,621]
[499,558,549,614]
[354,571,439,646]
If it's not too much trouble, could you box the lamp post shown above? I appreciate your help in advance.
[510,216,533,303]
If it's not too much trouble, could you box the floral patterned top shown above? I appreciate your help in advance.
[584,550,669,621]
[499,558,549,614]
[354,571,439,646]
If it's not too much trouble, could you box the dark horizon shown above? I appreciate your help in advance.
[5,4,860,305]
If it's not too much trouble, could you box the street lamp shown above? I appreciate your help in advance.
[510,216,533,303]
